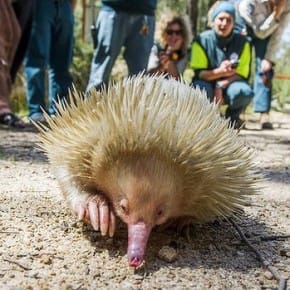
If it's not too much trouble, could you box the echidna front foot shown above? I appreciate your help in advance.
[72,194,116,237]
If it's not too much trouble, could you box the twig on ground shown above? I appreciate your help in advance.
[3,257,32,271]
[229,218,287,290]
[260,235,290,241]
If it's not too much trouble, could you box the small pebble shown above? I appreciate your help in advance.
[279,248,290,257]
[133,274,144,280]
[263,270,273,280]
[237,251,244,256]
[40,254,52,265]
[157,246,178,263]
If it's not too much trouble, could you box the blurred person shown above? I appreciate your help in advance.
[147,13,190,79]
[24,0,76,122]
[0,0,25,128]
[11,0,35,83]
[86,0,157,92]
[237,0,287,129]
[190,1,253,128]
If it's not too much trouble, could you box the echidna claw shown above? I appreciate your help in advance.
[73,194,116,237]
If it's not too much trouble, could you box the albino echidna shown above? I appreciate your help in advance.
[38,74,258,268]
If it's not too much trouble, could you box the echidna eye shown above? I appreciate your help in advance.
[157,209,163,216]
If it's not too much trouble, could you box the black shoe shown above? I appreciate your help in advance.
[261,121,273,130]
[0,112,26,128]
[260,113,273,130]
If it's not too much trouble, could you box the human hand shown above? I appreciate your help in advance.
[218,60,237,77]
[261,59,273,73]
[159,51,171,71]
[260,59,274,87]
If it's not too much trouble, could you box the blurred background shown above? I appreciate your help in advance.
[10,0,290,117]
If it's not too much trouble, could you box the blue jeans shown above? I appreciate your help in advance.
[234,20,272,113]
[24,0,74,116]
[252,36,272,113]
[192,79,254,121]
[86,9,155,92]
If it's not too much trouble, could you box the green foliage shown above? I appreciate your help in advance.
[157,0,188,15]
[273,80,290,111]
[10,70,27,116]
[272,45,290,110]
[71,37,94,92]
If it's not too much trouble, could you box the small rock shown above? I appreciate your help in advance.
[263,270,274,280]
[237,251,244,256]
[279,248,290,257]
[40,254,52,265]
[231,241,241,246]
[28,271,39,279]
[167,271,175,279]
[254,271,260,277]
[133,274,144,280]
[157,246,178,263]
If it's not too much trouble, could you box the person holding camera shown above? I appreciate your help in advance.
[147,13,190,79]
[190,1,253,128]
[236,0,287,129]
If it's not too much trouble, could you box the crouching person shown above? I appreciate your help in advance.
[190,1,253,128]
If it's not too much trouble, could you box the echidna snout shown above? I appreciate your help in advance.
[127,222,152,268]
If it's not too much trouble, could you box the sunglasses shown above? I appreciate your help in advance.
[166,29,183,36]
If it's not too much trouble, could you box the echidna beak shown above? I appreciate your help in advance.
[127,222,152,268]
[129,256,142,268]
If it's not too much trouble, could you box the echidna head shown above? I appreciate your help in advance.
[98,153,183,267]
[112,174,175,227]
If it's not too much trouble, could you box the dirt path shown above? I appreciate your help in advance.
[0,112,290,290]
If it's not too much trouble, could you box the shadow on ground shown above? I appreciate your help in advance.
[81,211,284,275]
[239,128,290,184]
[0,125,46,163]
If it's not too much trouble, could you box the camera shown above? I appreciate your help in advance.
[230,59,239,68]
[160,48,182,61]
[258,69,274,79]
[167,51,181,61]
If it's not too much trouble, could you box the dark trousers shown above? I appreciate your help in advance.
[11,0,35,83]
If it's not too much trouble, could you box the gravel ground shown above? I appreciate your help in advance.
[0,112,289,290]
